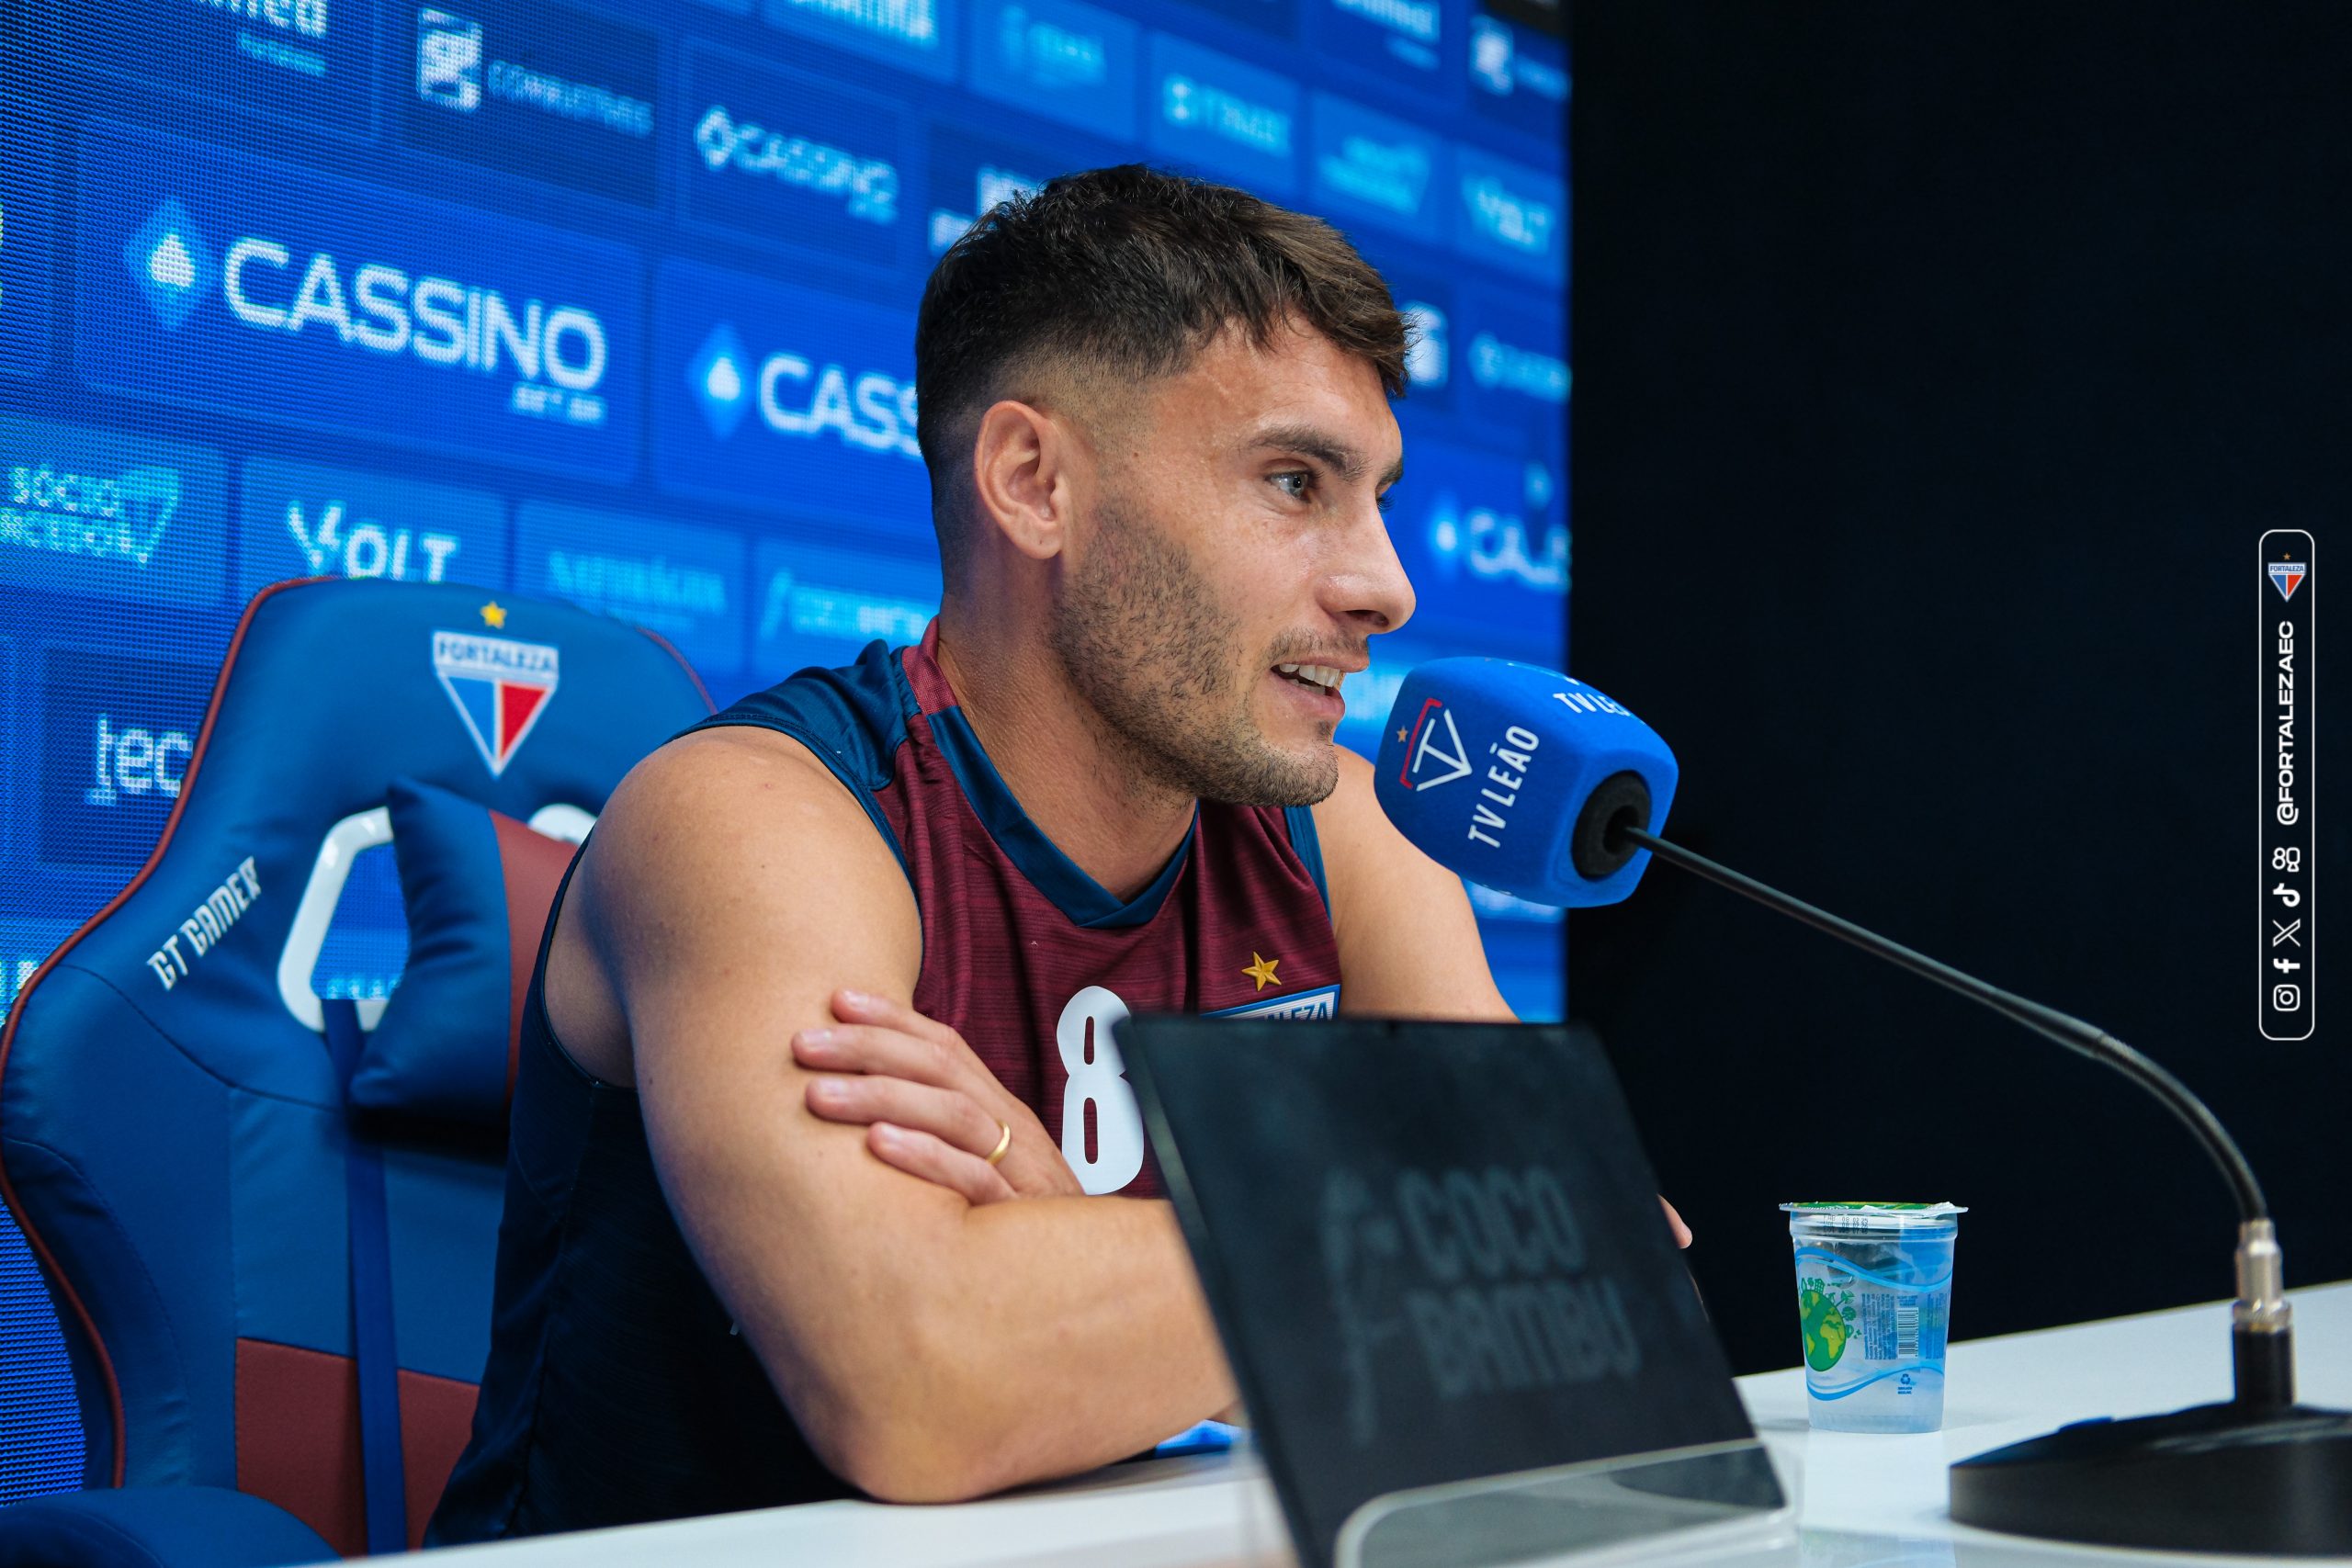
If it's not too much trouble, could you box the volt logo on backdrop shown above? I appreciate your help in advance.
[402,0,661,205]
[1453,144,1565,280]
[656,258,928,535]
[236,457,507,601]
[76,120,644,482]
[684,43,909,271]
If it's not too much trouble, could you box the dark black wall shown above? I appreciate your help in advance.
[1570,2,2348,1376]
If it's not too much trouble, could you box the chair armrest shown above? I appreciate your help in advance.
[0,1485,337,1568]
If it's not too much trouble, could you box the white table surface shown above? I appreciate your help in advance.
[401,1282,2352,1568]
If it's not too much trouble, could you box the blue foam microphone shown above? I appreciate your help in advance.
[1372,657,1678,908]
[1372,655,2350,1556]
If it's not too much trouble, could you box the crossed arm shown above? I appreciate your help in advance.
[576,736,1661,1504]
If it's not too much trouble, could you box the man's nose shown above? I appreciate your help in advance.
[1329,502,1417,635]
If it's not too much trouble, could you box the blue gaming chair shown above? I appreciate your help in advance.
[0,579,711,1563]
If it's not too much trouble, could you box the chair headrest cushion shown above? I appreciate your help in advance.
[348,778,577,1125]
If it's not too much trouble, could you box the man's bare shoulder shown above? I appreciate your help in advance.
[587,725,907,931]
[552,725,919,1077]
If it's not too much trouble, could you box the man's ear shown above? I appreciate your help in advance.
[969,400,1075,562]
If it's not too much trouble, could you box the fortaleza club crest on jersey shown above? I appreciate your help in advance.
[2270,560,2308,601]
[433,630,560,776]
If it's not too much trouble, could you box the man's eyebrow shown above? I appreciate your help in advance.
[1252,423,1407,488]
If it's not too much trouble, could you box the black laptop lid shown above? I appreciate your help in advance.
[1120,1018,1782,1568]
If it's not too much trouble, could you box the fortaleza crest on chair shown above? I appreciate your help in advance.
[432,629,560,777]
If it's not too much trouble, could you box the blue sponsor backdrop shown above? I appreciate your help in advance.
[0,0,1565,1496]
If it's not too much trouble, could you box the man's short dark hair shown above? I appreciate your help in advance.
[914,164,1409,573]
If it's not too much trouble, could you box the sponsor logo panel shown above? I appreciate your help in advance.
[1381,266,1455,412]
[967,0,1138,143]
[63,0,378,135]
[1453,141,1564,281]
[514,500,747,677]
[1147,34,1301,195]
[925,123,1074,255]
[0,414,227,607]
[683,43,910,271]
[751,536,940,683]
[0,110,55,380]
[1308,92,1451,239]
[1165,0,1298,36]
[38,645,212,873]
[1308,0,1460,93]
[1468,6,1567,139]
[237,457,506,600]
[75,120,644,482]
[1458,288,1566,434]
[653,257,929,536]
[1385,435,1566,642]
[402,0,662,205]
[761,0,961,83]
[0,920,75,1024]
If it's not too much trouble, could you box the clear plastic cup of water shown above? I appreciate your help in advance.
[1781,1202,1966,1433]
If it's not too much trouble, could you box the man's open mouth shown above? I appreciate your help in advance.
[1274,663,1345,697]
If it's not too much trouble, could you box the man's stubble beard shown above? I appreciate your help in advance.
[1046,494,1340,808]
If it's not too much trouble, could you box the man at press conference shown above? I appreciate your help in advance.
[429,164,1679,1543]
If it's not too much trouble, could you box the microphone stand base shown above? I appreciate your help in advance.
[1949,1400,2352,1556]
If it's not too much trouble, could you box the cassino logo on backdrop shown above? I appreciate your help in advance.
[682,45,909,268]
[124,197,610,423]
[654,261,930,529]
[78,123,645,481]
[685,322,919,457]
[693,107,898,223]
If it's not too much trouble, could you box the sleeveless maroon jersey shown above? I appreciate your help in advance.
[699,622,1341,1196]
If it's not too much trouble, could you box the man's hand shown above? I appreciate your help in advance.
[1662,1196,1692,1248]
[795,988,1082,1205]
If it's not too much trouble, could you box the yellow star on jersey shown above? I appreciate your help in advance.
[480,601,508,629]
[1242,952,1281,991]
[1396,728,1408,742]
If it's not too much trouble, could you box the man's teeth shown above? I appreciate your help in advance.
[1275,662,1345,694]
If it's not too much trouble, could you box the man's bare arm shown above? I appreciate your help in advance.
[574,729,1235,1501]
[1312,749,1692,1246]
[1313,747,1515,1020]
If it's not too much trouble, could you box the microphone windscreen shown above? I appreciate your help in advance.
[1372,657,1678,907]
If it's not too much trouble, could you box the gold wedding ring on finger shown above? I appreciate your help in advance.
[985,1120,1012,1166]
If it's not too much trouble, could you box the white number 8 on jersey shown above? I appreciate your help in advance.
[1056,986,1146,1194]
